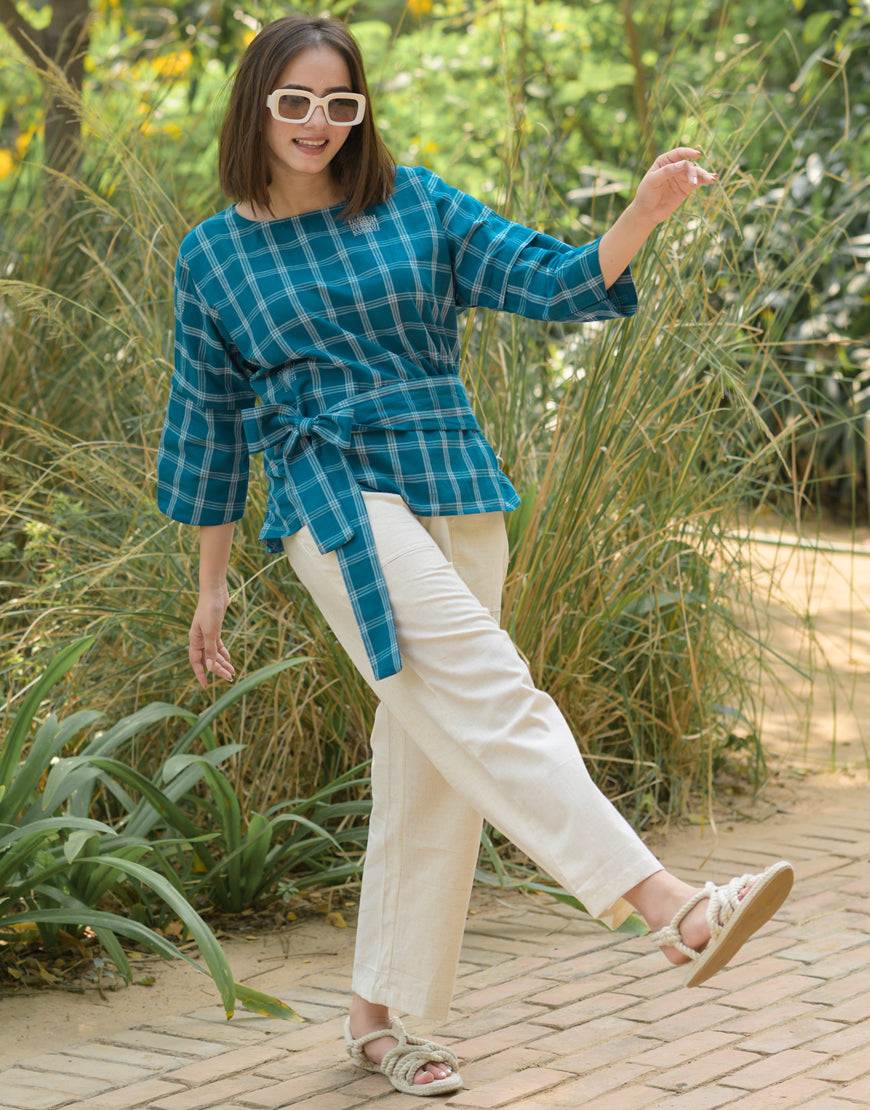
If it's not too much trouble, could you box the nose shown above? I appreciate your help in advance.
[308,104,329,127]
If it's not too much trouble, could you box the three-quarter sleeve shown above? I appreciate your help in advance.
[424,170,638,322]
[156,253,258,526]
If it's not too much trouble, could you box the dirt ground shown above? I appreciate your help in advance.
[741,514,870,781]
[1,519,868,1068]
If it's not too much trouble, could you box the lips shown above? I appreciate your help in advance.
[293,138,328,151]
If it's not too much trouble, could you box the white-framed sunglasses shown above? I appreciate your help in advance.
[266,89,366,126]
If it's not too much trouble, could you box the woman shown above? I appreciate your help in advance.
[157,14,793,1097]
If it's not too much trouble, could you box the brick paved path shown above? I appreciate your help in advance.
[1,779,868,1109]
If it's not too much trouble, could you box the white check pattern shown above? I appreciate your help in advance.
[157,166,638,678]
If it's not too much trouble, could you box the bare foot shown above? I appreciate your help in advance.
[348,996,454,1086]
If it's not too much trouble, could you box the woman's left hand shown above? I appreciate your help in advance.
[630,147,718,228]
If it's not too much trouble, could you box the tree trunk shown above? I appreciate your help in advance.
[43,0,90,172]
[0,0,91,174]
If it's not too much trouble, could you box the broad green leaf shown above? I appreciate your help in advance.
[93,926,133,982]
[239,812,272,904]
[160,745,247,784]
[3,710,102,822]
[76,854,236,1015]
[0,815,116,854]
[63,829,96,864]
[0,908,182,959]
[60,703,197,818]
[122,745,245,842]
[0,637,95,788]
[233,983,303,1021]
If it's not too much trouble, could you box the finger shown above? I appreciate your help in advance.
[204,652,233,680]
[188,627,208,688]
[190,630,234,684]
[189,646,209,689]
[684,163,718,187]
[199,628,222,673]
[210,654,235,680]
[654,146,703,168]
[658,158,717,187]
[215,640,236,676]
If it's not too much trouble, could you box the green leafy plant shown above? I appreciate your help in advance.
[149,760,372,915]
[2,0,868,837]
[50,747,373,918]
[0,635,305,1019]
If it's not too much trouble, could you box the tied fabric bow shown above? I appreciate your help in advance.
[287,411,355,449]
[240,378,484,681]
[243,406,358,549]
[241,401,402,679]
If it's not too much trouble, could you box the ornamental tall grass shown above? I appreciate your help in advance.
[0,31,861,827]
[464,34,866,819]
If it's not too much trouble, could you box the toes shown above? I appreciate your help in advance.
[413,1062,453,1084]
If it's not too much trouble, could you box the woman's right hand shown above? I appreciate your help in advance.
[189,585,235,688]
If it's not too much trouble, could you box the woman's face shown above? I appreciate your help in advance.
[264,45,357,192]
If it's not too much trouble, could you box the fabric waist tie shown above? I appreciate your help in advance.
[241,376,483,680]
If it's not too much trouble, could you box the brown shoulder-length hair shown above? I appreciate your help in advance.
[218,15,395,220]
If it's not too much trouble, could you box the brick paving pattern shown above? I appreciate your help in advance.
[1,782,868,1108]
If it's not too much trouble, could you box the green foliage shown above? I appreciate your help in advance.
[359,1,641,202]
[679,3,870,519]
[452,4,869,816]
[83,753,372,917]
[0,635,360,1017]
[0,0,867,842]
[747,5,870,517]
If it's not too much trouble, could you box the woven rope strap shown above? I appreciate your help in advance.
[346,1018,459,1084]
[648,873,755,960]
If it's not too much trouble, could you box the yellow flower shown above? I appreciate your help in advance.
[408,0,433,15]
[152,50,193,78]
[0,149,14,179]
[15,127,36,158]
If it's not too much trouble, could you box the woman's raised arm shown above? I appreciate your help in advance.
[598,147,718,289]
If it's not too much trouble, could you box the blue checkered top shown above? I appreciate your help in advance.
[157,166,638,679]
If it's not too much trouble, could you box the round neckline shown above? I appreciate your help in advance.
[230,200,345,226]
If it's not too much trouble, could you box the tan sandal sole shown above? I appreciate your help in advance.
[686,860,794,987]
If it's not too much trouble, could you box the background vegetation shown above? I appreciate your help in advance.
[0,0,868,979]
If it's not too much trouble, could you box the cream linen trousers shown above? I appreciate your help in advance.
[283,490,662,1021]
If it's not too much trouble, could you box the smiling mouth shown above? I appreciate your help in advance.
[294,138,328,150]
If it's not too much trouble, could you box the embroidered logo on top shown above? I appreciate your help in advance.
[348,214,379,236]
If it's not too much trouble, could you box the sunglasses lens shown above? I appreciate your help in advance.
[275,93,313,120]
[271,92,363,124]
[326,96,361,123]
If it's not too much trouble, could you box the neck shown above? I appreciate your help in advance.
[237,196,343,222]
[248,171,344,221]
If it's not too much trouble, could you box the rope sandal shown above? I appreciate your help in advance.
[344,1016,463,1096]
[649,859,794,987]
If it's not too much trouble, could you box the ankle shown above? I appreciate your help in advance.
[349,994,390,1034]
[623,870,698,932]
